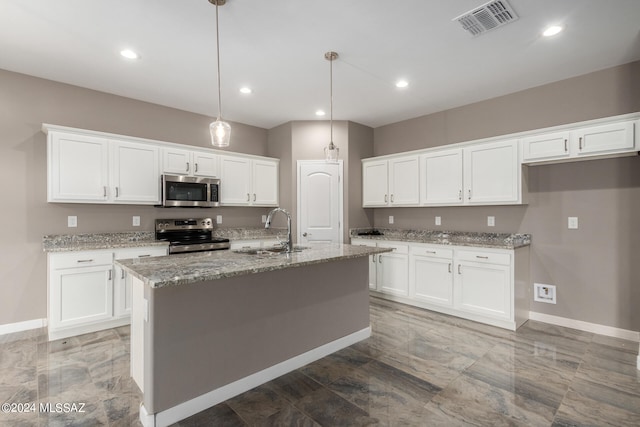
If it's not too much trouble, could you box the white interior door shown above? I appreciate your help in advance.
[298,161,343,244]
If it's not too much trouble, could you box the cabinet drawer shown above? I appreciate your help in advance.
[377,242,408,254]
[50,251,113,270]
[114,247,167,260]
[409,244,453,259]
[351,238,377,248]
[456,250,510,265]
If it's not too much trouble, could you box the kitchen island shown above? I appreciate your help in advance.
[116,243,390,427]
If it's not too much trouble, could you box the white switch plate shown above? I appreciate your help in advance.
[216,215,223,224]
[261,215,267,223]
[67,216,77,228]
[487,216,495,227]
[388,215,394,224]
[132,216,141,226]
[435,216,441,226]
[568,217,578,229]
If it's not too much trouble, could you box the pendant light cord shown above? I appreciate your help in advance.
[329,54,334,146]
[215,2,223,120]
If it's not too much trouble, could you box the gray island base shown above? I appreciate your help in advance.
[116,244,391,427]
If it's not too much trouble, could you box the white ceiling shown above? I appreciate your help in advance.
[1,0,639,129]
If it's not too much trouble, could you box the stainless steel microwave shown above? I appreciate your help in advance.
[160,175,220,207]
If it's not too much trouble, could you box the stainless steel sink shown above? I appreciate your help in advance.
[233,246,309,255]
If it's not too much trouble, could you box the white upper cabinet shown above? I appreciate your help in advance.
[111,141,159,204]
[47,130,159,204]
[362,156,419,207]
[219,155,279,206]
[464,139,520,205]
[420,149,463,205]
[522,118,637,164]
[162,147,218,177]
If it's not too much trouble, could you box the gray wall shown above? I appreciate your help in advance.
[0,69,271,326]
[372,61,640,332]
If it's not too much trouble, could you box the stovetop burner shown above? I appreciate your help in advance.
[155,218,230,254]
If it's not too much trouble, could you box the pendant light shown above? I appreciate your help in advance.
[324,51,339,162]
[208,0,231,147]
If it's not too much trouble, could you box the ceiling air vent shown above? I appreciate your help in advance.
[453,0,519,37]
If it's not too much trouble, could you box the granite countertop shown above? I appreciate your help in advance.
[116,244,391,289]
[42,232,168,252]
[350,228,531,249]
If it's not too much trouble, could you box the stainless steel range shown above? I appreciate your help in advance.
[155,218,230,254]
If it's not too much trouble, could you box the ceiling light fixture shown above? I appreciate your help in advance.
[120,49,139,60]
[396,80,409,88]
[324,51,339,163]
[239,87,252,94]
[315,110,326,116]
[208,0,230,148]
[543,25,563,37]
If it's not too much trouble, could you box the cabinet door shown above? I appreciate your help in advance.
[389,156,420,206]
[50,265,113,330]
[410,254,453,307]
[252,159,279,206]
[48,132,109,202]
[193,151,218,177]
[574,121,635,156]
[220,156,252,205]
[420,149,463,205]
[456,261,510,320]
[464,140,519,204]
[377,244,408,296]
[162,148,192,175]
[111,141,160,204]
[362,160,389,207]
[521,131,571,163]
[352,239,378,290]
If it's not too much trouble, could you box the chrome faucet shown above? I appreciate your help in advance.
[265,208,293,253]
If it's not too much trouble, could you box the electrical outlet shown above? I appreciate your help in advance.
[216,215,223,224]
[534,283,557,304]
[261,215,267,224]
[568,217,578,229]
[132,216,141,226]
[67,216,77,228]
[435,216,441,226]
[487,216,495,227]
[388,215,394,225]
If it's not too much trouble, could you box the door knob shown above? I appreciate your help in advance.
[302,232,308,237]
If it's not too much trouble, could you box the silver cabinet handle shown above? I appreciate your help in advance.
[458,264,462,274]
[138,254,151,258]
[476,255,489,259]
[448,263,452,273]
[371,255,376,264]
[579,137,583,150]
[378,255,383,263]
[468,189,471,200]
[77,259,94,263]
[103,186,107,197]
[564,139,568,152]
[186,162,190,172]
[195,163,198,173]
[246,193,250,202]
[391,194,394,203]
[458,190,462,201]
[115,187,119,198]
[253,194,256,202]
[108,270,112,280]
[121,269,125,279]
[384,194,388,203]
[426,250,436,254]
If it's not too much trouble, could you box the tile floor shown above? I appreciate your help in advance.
[1,297,639,426]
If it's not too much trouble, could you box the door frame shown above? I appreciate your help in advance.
[296,160,344,244]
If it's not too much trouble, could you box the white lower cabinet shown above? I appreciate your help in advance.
[48,246,167,340]
[352,238,530,330]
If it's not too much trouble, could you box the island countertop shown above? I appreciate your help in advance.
[116,243,391,288]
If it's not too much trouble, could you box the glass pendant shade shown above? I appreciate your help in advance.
[210,119,230,147]
[324,141,339,163]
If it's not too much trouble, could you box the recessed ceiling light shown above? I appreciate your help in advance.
[120,49,140,60]
[395,80,409,88]
[542,25,563,37]
[239,87,252,94]
[315,110,326,116]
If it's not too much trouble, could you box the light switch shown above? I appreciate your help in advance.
[388,216,394,225]
[487,216,495,227]
[132,216,141,226]
[216,215,223,224]
[67,216,77,228]
[435,216,441,226]
[568,217,578,229]
[261,215,267,224]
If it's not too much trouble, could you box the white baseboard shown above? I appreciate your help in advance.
[529,311,640,342]
[0,318,47,336]
[141,326,371,427]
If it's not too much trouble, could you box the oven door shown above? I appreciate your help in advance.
[161,175,220,207]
